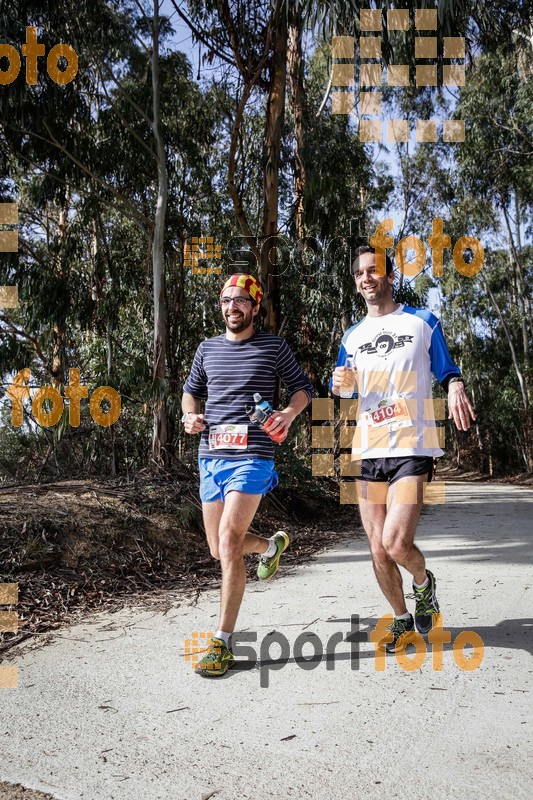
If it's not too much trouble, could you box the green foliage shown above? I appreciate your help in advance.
[0,1,530,480]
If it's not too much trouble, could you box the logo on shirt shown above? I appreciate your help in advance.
[359,331,414,357]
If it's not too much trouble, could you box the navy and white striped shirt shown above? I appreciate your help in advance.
[183,331,313,460]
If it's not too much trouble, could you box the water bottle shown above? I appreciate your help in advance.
[246,393,286,444]
[340,355,356,398]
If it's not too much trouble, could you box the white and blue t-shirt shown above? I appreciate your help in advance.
[334,304,460,458]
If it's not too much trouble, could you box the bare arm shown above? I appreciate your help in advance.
[265,389,311,441]
[447,382,476,431]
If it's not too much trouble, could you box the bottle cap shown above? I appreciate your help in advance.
[253,393,262,402]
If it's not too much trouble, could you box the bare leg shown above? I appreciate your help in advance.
[202,499,269,560]
[202,491,265,634]
[357,480,407,616]
[218,491,265,632]
[202,500,224,560]
[357,475,428,616]
[381,476,427,586]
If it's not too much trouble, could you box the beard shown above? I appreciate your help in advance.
[224,309,253,332]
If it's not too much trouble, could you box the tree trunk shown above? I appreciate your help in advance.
[51,205,69,388]
[288,4,306,241]
[288,4,314,419]
[260,10,287,335]
[107,316,118,476]
[502,201,531,382]
[482,270,531,471]
[513,194,532,365]
[151,0,169,466]
[460,299,487,472]
[482,273,528,412]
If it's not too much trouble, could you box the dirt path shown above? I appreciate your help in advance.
[1,482,532,800]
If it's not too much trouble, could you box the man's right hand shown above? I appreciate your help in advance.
[183,413,207,434]
[332,366,350,396]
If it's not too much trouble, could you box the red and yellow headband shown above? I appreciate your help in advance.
[220,273,263,305]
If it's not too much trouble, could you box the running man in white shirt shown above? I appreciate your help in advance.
[332,246,476,652]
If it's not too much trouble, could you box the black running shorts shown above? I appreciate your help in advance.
[355,456,433,485]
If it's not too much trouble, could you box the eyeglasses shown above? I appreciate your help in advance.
[220,297,253,307]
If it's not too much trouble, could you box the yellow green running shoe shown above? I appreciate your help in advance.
[257,531,290,580]
[195,637,234,678]
[378,615,416,653]
[413,570,440,634]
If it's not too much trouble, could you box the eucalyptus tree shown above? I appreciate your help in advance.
[451,39,532,470]
[0,0,225,472]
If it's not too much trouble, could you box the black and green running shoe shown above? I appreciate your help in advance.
[413,570,440,634]
[257,531,290,580]
[378,615,416,653]
[195,637,234,678]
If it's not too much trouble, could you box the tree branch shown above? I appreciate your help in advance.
[168,0,235,68]
[93,65,158,161]
[0,315,48,369]
[10,124,151,230]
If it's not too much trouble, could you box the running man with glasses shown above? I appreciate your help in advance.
[182,273,312,676]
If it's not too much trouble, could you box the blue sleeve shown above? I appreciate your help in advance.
[183,343,208,399]
[429,320,461,384]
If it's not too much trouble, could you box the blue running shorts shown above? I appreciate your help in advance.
[199,457,279,502]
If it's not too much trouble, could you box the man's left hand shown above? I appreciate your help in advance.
[263,409,295,442]
[448,383,476,431]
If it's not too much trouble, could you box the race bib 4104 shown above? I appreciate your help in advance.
[363,397,412,431]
